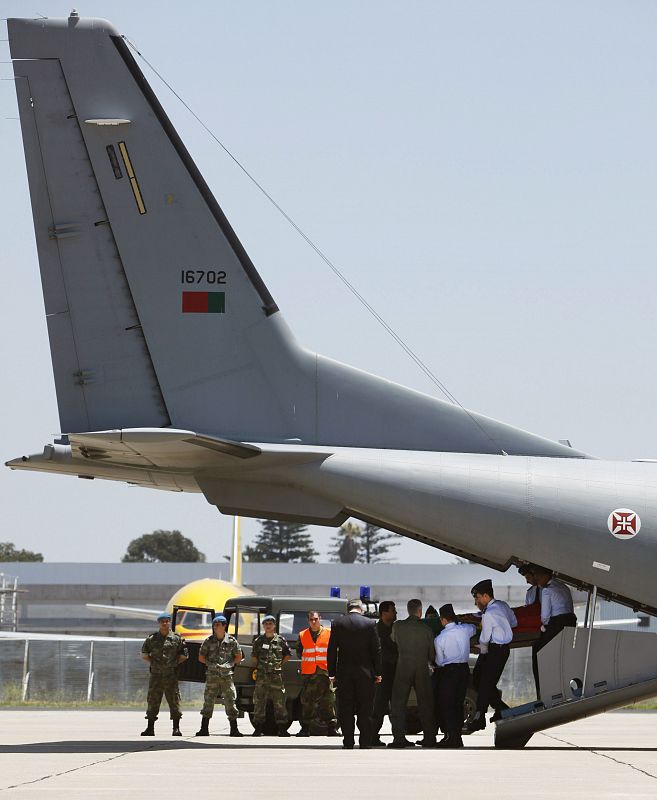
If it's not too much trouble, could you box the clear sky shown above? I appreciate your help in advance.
[2,2,657,564]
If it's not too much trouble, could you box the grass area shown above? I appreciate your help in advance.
[620,699,657,710]
[0,682,146,708]
[1,680,656,711]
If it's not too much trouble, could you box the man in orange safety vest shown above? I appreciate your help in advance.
[295,610,339,737]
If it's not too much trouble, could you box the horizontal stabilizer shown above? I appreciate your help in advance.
[68,428,261,464]
[6,428,261,472]
[5,428,270,492]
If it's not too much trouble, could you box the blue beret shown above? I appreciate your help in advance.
[262,614,276,623]
[212,614,227,624]
[157,612,172,621]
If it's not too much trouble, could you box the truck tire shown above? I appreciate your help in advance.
[462,688,478,733]
[249,698,298,734]
[249,703,279,735]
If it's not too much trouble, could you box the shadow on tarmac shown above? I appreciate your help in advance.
[1,740,655,754]
[0,740,349,753]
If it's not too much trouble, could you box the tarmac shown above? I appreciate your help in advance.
[0,710,656,798]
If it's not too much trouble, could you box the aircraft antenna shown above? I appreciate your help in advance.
[122,37,506,456]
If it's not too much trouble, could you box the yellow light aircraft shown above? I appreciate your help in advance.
[87,517,254,640]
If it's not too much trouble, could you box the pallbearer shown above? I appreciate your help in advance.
[196,614,243,737]
[518,564,540,605]
[532,567,577,697]
[465,579,516,733]
[434,604,477,748]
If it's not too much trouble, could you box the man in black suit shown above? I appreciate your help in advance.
[327,599,382,749]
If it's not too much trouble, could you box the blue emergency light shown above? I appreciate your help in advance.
[330,586,341,598]
[360,585,371,601]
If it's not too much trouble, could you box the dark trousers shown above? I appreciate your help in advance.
[391,662,437,740]
[372,667,395,738]
[431,668,443,732]
[336,671,375,746]
[438,663,469,737]
[532,613,577,699]
[474,644,509,717]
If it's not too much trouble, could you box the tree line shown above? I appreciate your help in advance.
[1,521,402,564]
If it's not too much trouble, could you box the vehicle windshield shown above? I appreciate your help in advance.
[177,610,213,630]
[227,607,344,643]
[228,606,263,644]
[278,611,343,639]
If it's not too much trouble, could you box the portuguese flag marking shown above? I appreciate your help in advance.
[182,291,225,314]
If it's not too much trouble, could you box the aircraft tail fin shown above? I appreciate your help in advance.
[9,14,587,458]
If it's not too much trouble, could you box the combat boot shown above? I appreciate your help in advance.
[326,725,340,737]
[229,719,243,738]
[172,720,182,736]
[278,725,291,737]
[195,717,210,737]
[252,724,264,737]
[296,724,311,737]
[140,720,155,736]
[447,734,464,748]
[436,734,452,748]
[387,737,416,748]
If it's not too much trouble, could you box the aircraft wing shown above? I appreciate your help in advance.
[86,603,161,621]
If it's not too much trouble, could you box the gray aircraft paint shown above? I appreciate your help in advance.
[6,15,657,622]
[7,15,583,457]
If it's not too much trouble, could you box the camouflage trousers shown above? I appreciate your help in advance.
[201,672,239,720]
[146,672,182,720]
[300,672,337,726]
[253,672,288,725]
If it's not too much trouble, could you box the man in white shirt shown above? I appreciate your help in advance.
[465,579,517,733]
[434,603,476,748]
[531,567,577,698]
[518,564,540,606]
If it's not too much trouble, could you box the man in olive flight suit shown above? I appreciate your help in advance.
[140,611,188,736]
[196,613,244,737]
[251,614,292,736]
[389,598,438,748]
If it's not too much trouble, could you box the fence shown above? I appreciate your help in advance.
[0,639,204,704]
[0,638,534,705]
[0,573,19,632]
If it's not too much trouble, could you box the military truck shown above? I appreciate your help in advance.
[173,596,348,732]
[225,595,348,733]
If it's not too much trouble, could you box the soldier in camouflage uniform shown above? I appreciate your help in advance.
[296,610,339,737]
[196,614,243,737]
[251,614,291,737]
[140,612,188,736]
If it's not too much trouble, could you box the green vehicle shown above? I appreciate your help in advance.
[172,595,348,732]
[225,595,348,732]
